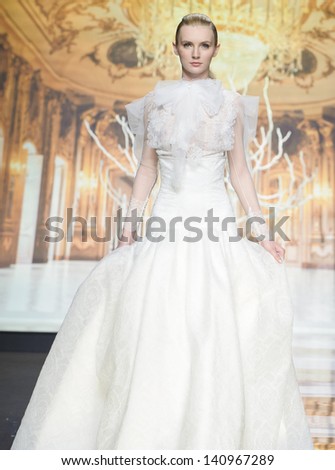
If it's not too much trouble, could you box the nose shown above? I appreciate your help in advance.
[192,47,200,59]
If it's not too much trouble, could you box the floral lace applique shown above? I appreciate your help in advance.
[146,89,240,156]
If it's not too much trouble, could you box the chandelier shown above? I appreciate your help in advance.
[127,0,335,90]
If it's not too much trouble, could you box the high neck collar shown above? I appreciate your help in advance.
[153,79,224,114]
[177,77,222,88]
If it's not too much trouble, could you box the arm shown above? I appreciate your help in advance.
[227,94,269,242]
[227,94,286,263]
[119,94,158,245]
[120,144,158,243]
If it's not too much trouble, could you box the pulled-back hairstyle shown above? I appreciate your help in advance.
[175,13,218,79]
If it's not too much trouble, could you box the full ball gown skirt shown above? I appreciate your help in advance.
[11,152,313,450]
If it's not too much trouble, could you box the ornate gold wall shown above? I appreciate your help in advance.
[0,1,334,268]
[0,34,123,267]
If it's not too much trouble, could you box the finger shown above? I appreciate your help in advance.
[276,244,285,258]
[272,247,283,263]
[276,248,284,258]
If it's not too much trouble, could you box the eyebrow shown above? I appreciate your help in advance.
[181,40,212,44]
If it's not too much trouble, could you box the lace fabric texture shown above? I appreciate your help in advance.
[146,80,234,153]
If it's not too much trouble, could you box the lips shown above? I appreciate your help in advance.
[190,62,201,66]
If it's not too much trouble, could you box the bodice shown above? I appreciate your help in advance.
[157,149,228,193]
[151,150,235,226]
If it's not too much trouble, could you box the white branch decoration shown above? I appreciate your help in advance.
[84,119,134,177]
[226,76,318,225]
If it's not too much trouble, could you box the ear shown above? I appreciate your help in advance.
[213,43,221,57]
[172,42,179,56]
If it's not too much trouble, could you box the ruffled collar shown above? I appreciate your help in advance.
[153,78,224,116]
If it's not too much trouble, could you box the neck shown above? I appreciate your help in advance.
[181,69,211,81]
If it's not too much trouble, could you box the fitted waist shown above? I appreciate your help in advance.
[157,151,229,191]
[156,149,227,159]
[152,186,235,219]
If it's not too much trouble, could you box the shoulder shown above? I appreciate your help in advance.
[222,88,243,102]
[219,89,241,116]
[223,90,260,117]
[125,88,155,118]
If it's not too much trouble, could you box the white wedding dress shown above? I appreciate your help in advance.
[11,78,314,450]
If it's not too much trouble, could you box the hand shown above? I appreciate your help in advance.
[116,230,136,249]
[258,239,285,264]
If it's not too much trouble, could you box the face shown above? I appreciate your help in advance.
[172,24,220,80]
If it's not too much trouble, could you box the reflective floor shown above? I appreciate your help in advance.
[0,261,334,449]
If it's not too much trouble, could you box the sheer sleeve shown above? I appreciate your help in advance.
[227,93,270,242]
[120,92,159,243]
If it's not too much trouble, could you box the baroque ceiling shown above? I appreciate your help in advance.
[0,0,335,111]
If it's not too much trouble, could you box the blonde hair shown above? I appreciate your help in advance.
[175,13,218,79]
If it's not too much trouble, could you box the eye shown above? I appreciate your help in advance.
[182,42,191,48]
[202,44,210,49]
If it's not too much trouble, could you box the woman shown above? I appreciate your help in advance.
[11,13,313,450]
